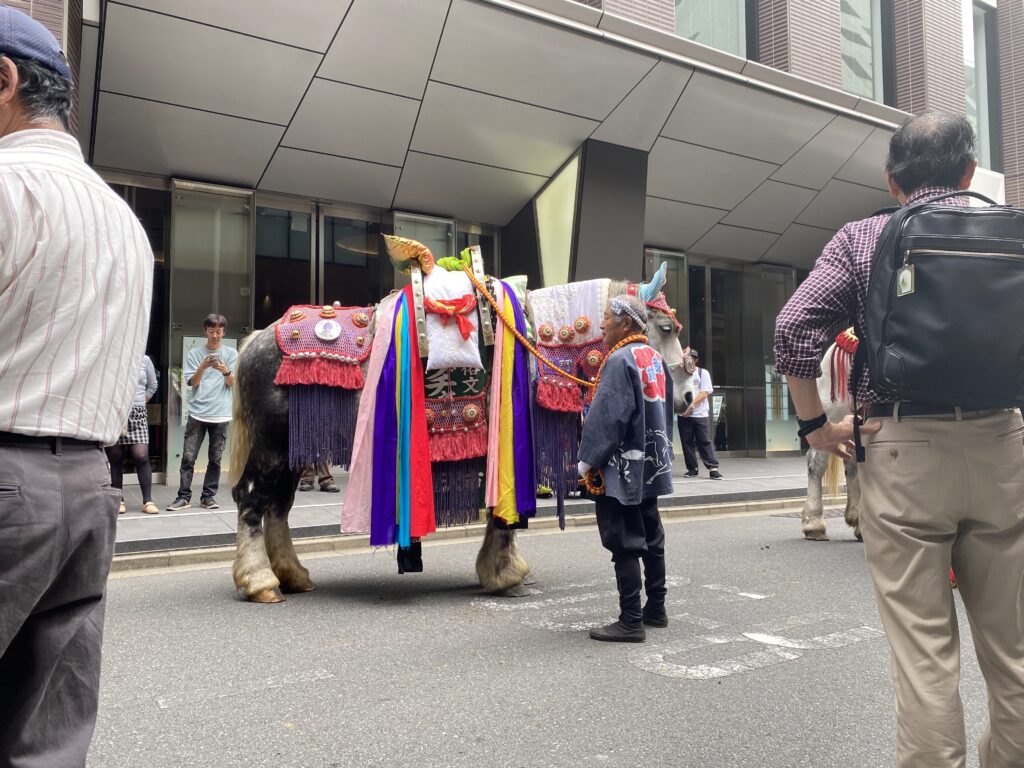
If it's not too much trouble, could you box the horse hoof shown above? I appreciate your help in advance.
[521,571,537,587]
[854,530,863,542]
[495,583,532,598]
[248,588,285,603]
[803,532,830,542]
[281,581,315,594]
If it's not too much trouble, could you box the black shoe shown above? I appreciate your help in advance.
[200,497,220,510]
[397,542,423,574]
[589,620,646,643]
[642,608,669,628]
[319,482,340,493]
[709,469,723,480]
[684,469,698,477]
[297,480,314,492]
[166,497,191,511]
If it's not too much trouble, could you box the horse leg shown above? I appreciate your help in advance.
[802,448,829,541]
[476,515,531,597]
[844,457,862,541]
[231,467,284,603]
[264,468,315,593]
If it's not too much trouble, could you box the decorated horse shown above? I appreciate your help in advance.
[800,328,862,542]
[228,237,688,603]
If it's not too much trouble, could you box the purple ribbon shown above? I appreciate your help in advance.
[369,295,402,546]
[502,281,537,518]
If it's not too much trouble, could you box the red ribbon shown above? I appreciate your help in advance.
[424,294,478,341]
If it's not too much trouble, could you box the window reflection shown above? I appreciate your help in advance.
[255,207,311,330]
[323,216,382,308]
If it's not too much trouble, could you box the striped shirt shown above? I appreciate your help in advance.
[773,186,965,405]
[0,129,153,443]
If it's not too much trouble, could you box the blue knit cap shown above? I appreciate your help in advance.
[0,5,71,80]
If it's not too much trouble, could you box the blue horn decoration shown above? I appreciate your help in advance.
[639,262,668,303]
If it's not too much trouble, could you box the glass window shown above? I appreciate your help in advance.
[254,207,312,330]
[675,0,747,58]
[687,265,707,361]
[964,0,999,169]
[841,0,885,102]
[323,216,382,308]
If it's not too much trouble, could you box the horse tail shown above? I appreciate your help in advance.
[228,333,257,486]
[824,451,844,498]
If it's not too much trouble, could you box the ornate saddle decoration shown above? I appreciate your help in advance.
[274,303,374,471]
[274,304,374,389]
[424,367,488,463]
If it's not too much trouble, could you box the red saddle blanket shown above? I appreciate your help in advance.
[274,304,374,389]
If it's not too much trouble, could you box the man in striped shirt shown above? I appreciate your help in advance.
[0,7,153,765]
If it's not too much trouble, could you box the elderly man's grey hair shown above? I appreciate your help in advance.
[609,293,649,332]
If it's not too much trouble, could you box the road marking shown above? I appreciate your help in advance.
[701,583,771,600]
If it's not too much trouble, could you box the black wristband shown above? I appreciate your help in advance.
[797,413,828,438]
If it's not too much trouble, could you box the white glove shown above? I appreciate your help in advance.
[578,461,591,477]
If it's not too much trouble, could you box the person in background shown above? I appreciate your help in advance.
[107,354,159,514]
[0,7,154,763]
[678,349,722,479]
[167,314,237,510]
[298,462,339,493]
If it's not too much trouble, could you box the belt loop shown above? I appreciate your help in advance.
[954,406,963,421]
[893,401,901,423]
[52,436,62,455]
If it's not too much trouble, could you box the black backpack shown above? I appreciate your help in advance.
[855,191,1024,412]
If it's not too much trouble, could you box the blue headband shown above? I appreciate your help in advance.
[609,297,646,332]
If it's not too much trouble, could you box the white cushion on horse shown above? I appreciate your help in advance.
[422,268,483,372]
[526,278,609,346]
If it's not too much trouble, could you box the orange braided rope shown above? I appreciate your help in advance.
[462,265,597,390]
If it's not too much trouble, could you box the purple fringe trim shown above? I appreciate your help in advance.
[288,385,359,470]
[432,459,484,528]
[533,401,581,529]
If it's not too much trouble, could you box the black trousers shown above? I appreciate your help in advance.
[176,416,229,501]
[0,440,118,767]
[678,415,719,471]
[594,496,667,627]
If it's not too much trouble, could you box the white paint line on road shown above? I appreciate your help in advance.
[701,583,771,600]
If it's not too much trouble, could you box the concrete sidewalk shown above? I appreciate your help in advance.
[114,456,809,554]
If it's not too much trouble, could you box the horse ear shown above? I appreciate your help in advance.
[639,262,668,303]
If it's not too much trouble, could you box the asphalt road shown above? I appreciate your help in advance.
[90,511,990,768]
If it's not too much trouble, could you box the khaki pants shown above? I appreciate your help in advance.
[860,409,1024,768]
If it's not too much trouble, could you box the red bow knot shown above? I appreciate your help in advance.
[424,294,478,340]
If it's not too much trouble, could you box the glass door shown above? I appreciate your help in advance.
[167,182,253,476]
[320,207,385,308]
[254,198,314,330]
[762,268,800,452]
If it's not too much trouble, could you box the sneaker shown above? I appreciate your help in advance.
[118,500,126,515]
[200,498,220,510]
[642,607,669,628]
[589,620,646,643]
[319,482,340,493]
[297,480,314,492]
[166,497,191,511]
[709,469,723,480]
[684,469,699,477]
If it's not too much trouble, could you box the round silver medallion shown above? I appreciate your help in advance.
[314,319,341,342]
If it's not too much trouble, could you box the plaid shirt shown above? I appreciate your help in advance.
[773,186,965,405]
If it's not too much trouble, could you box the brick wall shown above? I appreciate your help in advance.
[757,0,789,72]
[892,0,965,114]
[604,0,675,33]
[999,0,1023,205]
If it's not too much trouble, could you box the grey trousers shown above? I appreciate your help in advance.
[0,440,119,768]
[860,409,1024,768]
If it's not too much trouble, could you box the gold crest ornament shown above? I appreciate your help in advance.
[288,310,306,323]
[558,325,576,343]
[538,323,555,342]
[290,329,301,339]
[319,305,337,319]
[462,403,482,424]
[574,316,591,334]
[586,349,604,368]
[382,234,436,275]
[352,311,370,328]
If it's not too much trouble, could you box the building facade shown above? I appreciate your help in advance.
[14,0,1016,474]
